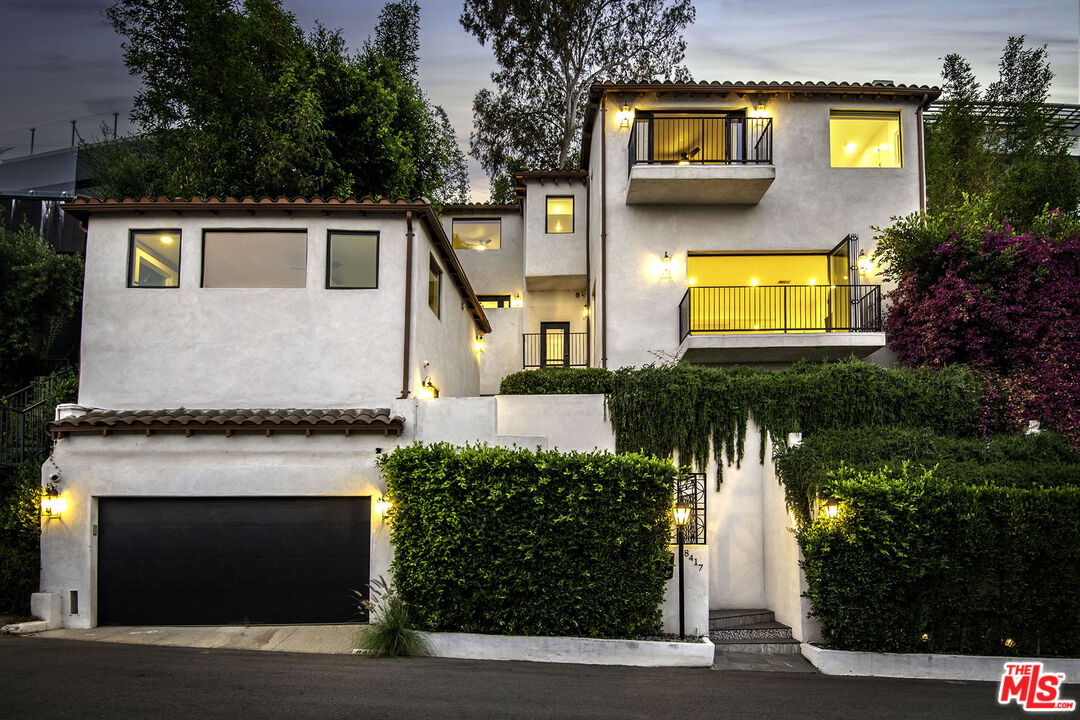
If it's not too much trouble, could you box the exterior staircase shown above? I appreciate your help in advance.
[709,609,802,655]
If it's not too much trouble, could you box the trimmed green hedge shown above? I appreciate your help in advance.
[380,443,675,637]
[776,426,1080,525]
[798,465,1080,657]
[499,367,613,395]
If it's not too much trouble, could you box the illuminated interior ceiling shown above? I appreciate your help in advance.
[829,111,902,168]
[131,232,180,287]
[546,197,574,233]
[687,254,830,287]
[452,219,501,251]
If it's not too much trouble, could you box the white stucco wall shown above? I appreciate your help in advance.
[522,179,588,289]
[476,307,523,394]
[443,210,524,298]
[408,224,481,400]
[589,92,922,370]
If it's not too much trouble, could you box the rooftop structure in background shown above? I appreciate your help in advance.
[923,100,1080,139]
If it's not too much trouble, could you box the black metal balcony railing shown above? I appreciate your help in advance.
[628,114,773,175]
[678,285,882,342]
[523,332,589,369]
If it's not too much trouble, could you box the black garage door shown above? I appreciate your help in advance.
[98,497,370,625]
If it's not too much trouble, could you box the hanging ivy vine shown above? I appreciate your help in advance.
[605,360,990,486]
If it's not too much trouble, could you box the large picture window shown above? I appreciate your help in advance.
[428,254,442,317]
[829,110,902,168]
[546,196,574,233]
[128,230,181,288]
[327,231,378,289]
[452,219,501,251]
[201,230,307,288]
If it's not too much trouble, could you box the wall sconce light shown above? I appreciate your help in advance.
[510,292,523,308]
[41,486,67,518]
[419,376,440,399]
[749,102,770,118]
[474,333,486,354]
[857,250,873,275]
[614,103,633,128]
[582,305,589,319]
[822,497,840,519]
[659,251,672,281]
[374,495,392,516]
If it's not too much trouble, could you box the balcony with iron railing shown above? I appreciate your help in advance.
[677,284,885,363]
[522,332,589,369]
[626,113,776,204]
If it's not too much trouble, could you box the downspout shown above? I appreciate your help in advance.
[601,94,609,369]
[585,171,591,367]
[398,211,414,399]
[917,99,926,214]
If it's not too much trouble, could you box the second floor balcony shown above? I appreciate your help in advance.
[626,112,775,205]
[677,284,885,363]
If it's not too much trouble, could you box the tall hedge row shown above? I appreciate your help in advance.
[799,465,1080,657]
[380,443,675,637]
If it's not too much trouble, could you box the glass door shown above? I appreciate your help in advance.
[539,322,570,367]
[827,235,858,331]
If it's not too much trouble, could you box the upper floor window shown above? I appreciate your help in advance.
[128,230,180,288]
[477,294,511,308]
[428,254,442,317]
[327,231,378,289]
[201,230,307,288]
[452,219,501,251]
[829,110,902,168]
[546,196,574,233]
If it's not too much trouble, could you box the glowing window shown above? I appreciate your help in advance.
[829,110,902,168]
[128,230,181,288]
[452,219,501,251]
[546,196,574,234]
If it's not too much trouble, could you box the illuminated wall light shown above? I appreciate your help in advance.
[659,251,672,280]
[473,334,486,354]
[614,103,634,128]
[748,102,770,118]
[510,293,523,308]
[857,251,873,275]
[582,305,589,319]
[419,376,439,399]
[41,492,67,518]
[374,495,392,516]
[822,497,840,519]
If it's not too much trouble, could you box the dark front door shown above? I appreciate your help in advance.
[98,497,370,625]
[539,322,570,367]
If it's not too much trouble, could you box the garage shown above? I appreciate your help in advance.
[97,497,370,626]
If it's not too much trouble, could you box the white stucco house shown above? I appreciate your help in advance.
[36,79,939,643]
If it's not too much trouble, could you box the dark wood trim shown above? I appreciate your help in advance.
[601,94,609,369]
[399,211,414,399]
[325,229,380,289]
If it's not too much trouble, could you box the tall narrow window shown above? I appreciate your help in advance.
[327,231,378,289]
[546,196,574,233]
[201,230,307,288]
[452,219,501,251]
[829,110,902,168]
[428,255,442,317]
[128,230,181,287]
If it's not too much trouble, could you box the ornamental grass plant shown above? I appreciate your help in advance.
[354,576,430,658]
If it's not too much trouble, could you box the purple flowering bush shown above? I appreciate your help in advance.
[879,207,1080,443]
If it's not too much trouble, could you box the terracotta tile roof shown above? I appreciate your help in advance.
[581,79,942,168]
[62,195,490,333]
[49,408,404,438]
[441,202,521,213]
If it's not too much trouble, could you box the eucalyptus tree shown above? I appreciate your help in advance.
[461,0,696,201]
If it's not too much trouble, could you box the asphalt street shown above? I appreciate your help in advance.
[0,635,1064,719]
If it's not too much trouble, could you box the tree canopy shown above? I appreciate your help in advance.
[89,0,467,204]
[925,36,1079,223]
[462,0,696,202]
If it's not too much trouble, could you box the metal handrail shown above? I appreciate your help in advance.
[678,285,882,341]
[522,332,589,368]
[629,114,773,174]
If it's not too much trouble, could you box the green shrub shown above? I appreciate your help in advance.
[499,367,613,395]
[355,576,429,657]
[606,360,988,479]
[776,426,1080,524]
[380,443,674,638]
[798,464,1080,656]
[0,460,43,613]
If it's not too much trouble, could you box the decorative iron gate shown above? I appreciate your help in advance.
[672,471,706,545]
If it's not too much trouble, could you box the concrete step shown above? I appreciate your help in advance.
[710,621,793,642]
[711,637,803,655]
[709,609,775,630]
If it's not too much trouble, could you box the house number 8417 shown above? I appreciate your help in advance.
[683,549,704,571]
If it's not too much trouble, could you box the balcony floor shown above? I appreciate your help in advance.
[678,331,886,364]
[626,164,776,204]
